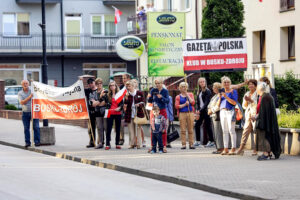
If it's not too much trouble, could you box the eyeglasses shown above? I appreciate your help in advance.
[96,82,103,85]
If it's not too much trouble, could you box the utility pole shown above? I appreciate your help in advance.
[40,0,48,127]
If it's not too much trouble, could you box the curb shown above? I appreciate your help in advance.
[0,140,270,200]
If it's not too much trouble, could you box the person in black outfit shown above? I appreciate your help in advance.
[259,77,279,109]
[84,78,97,148]
[195,77,214,147]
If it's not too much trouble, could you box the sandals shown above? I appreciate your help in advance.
[221,151,229,155]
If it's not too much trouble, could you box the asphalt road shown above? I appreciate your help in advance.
[0,145,235,200]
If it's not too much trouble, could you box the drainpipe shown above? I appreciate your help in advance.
[60,0,65,87]
[195,0,199,39]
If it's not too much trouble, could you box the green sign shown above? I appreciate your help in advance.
[148,12,185,77]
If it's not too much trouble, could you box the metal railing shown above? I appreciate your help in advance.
[0,33,123,53]
[127,16,147,35]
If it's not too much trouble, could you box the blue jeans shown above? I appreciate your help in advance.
[22,112,40,145]
[152,131,163,152]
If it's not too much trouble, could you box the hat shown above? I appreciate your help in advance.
[87,78,95,84]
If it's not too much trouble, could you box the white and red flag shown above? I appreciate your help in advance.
[113,6,122,24]
[104,86,127,118]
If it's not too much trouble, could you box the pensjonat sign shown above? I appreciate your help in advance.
[182,37,247,72]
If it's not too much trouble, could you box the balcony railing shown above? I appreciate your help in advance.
[127,16,147,35]
[0,33,122,53]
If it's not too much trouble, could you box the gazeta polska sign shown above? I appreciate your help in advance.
[182,37,247,72]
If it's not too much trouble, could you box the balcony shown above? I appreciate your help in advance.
[102,0,135,6]
[0,33,121,54]
[16,0,61,3]
[127,16,147,36]
[280,0,295,12]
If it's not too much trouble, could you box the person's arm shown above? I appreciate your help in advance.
[242,92,248,110]
[231,79,247,90]
[200,89,211,111]
[19,93,33,105]
[147,89,153,103]
[158,89,170,104]
[175,95,181,110]
[150,117,155,131]
[187,93,195,106]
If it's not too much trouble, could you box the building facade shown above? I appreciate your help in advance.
[0,0,135,87]
[243,0,298,76]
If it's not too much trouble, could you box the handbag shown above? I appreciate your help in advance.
[235,107,243,121]
[167,122,180,143]
[134,105,149,125]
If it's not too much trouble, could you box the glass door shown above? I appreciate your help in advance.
[65,16,82,50]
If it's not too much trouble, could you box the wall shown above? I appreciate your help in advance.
[243,0,300,75]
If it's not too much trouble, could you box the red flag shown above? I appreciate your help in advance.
[113,6,122,24]
[259,0,262,2]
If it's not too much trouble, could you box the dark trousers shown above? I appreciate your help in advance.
[195,111,214,142]
[88,112,96,145]
[22,112,40,145]
[106,114,121,146]
[152,131,163,152]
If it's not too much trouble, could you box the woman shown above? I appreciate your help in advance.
[90,78,107,149]
[251,82,281,160]
[218,76,238,155]
[147,78,169,153]
[195,77,214,147]
[236,79,258,155]
[175,82,195,149]
[259,77,280,114]
[105,81,123,150]
[207,82,223,154]
[124,80,144,149]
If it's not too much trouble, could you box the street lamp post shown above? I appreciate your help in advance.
[40,0,48,127]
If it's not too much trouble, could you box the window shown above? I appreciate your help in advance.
[167,0,172,11]
[91,15,116,36]
[253,30,266,63]
[180,0,191,11]
[288,26,295,59]
[3,13,30,36]
[280,0,295,11]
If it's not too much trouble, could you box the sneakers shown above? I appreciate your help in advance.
[194,141,201,146]
[205,141,215,148]
[86,144,95,148]
[142,141,146,148]
[159,150,163,154]
[150,150,156,154]
[116,145,121,149]
[105,146,111,150]
[95,144,103,149]
[181,146,186,150]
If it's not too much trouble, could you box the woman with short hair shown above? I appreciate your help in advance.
[259,77,279,113]
[175,82,195,149]
[218,76,238,155]
[124,80,145,149]
[207,82,223,154]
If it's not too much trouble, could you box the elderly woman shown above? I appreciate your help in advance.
[259,77,279,114]
[236,79,258,155]
[207,82,223,154]
[218,76,238,155]
[195,77,214,147]
[251,82,281,160]
[147,78,170,153]
[124,80,145,149]
[175,82,195,149]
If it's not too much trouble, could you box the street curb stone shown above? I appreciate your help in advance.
[0,140,269,200]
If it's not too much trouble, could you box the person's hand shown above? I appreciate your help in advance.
[79,77,83,80]
[157,94,162,99]
[196,110,200,114]
[244,95,251,102]
[221,92,227,98]
[195,114,200,121]
[244,78,248,84]
[123,105,127,111]
[250,116,256,122]
[185,101,189,106]
[91,100,97,107]
[147,93,151,98]
[208,109,212,115]
[115,107,121,112]
[29,93,33,99]
[100,90,106,97]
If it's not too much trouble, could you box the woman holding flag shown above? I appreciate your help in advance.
[105,81,126,150]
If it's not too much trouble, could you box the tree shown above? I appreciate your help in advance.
[201,0,245,84]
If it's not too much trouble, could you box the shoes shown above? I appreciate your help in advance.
[181,146,186,150]
[205,141,215,148]
[189,145,196,149]
[128,145,135,149]
[86,144,95,148]
[142,141,146,148]
[252,152,258,156]
[35,143,41,147]
[159,150,163,154]
[119,139,124,145]
[236,150,244,156]
[25,143,30,148]
[136,145,141,149]
[163,147,167,153]
[148,148,152,153]
[257,154,271,161]
[150,150,156,154]
[95,144,103,149]
[166,144,172,148]
[228,151,236,155]
[194,141,201,146]
[116,145,121,149]
[221,150,229,155]
[212,151,222,154]
[105,146,111,150]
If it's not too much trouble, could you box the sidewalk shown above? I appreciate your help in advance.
[0,118,299,200]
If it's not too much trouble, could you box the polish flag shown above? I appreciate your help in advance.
[115,86,127,104]
[113,6,122,24]
[259,0,262,2]
[104,109,112,118]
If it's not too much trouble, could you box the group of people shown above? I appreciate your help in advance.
[84,73,281,161]
[18,73,281,161]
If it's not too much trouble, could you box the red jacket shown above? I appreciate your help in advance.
[175,93,195,116]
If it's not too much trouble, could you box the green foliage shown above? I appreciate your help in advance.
[275,71,300,110]
[278,105,300,128]
[5,104,18,110]
[201,0,246,84]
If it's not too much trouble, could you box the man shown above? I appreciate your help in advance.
[119,74,131,145]
[85,78,98,148]
[18,80,40,148]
